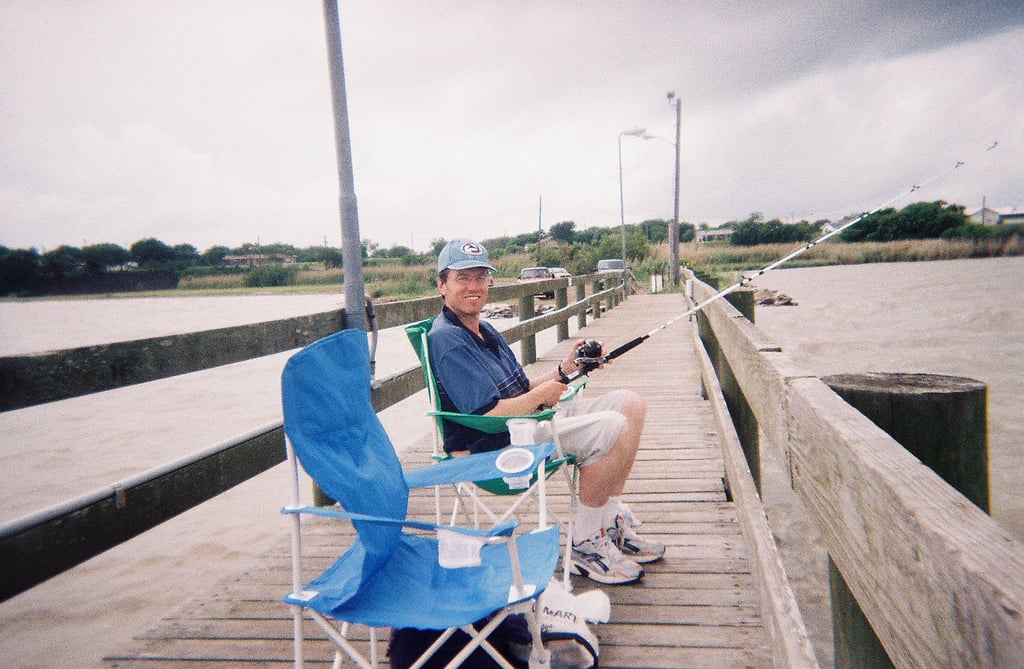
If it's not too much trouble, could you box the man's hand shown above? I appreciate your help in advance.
[565,339,607,376]
[532,379,567,409]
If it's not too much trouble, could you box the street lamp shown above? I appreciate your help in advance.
[667,92,682,289]
[618,127,649,293]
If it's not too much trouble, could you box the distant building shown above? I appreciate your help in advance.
[968,207,1003,226]
[696,228,733,243]
[998,212,1024,226]
[221,254,297,267]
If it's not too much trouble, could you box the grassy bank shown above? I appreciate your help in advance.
[10,236,1020,301]
[678,235,1023,288]
[176,252,539,299]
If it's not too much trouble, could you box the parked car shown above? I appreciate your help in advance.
[596,258,627,274]
[548,267,571,279]
[518,266,555,297]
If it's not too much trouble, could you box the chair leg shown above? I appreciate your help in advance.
[560,463,579,590]
[438,618,519,669]
[309,612,375,669]
[369,627,378,667]
[524,605,552,669]
[408,628,459,669]
[291,604,305,669]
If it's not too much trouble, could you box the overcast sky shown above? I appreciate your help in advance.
[1,1,1022,253]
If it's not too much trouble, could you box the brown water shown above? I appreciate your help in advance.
[752,255,1023,542]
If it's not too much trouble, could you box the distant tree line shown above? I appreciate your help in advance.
[3,201,1015,295]
[702,201,1014,247]
[840,201,974,242]
[0,238,348,295]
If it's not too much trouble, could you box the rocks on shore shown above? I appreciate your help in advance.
[481,301,561,318]
[482,303,514,318]
[754,288,797,306]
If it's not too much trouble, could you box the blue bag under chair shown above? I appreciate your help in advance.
[281,329,561,668]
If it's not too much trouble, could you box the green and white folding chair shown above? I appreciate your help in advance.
[405,317,584,585]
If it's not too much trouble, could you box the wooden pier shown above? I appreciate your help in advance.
[100,293,772,668]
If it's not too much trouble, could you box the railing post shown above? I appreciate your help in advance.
[823,372,989,669]
[518,294,537,364]
[725,288,755,323]
[696,308,761,490]
[555,285,568,342]
[591,280,602,319]
[576,280,587,330]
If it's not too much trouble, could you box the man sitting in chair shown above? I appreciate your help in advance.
[429,239,664,585]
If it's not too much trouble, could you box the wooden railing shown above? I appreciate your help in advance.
[688,273,1024,669]
[0,274,627,602]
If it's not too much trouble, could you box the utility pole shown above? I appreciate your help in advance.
[537,195,543,265]
[668,92,682,289]
[322,0,366,331]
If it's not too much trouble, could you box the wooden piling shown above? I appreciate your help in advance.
[576,281,587,330]
[518,295,536,364]
[555,286,568,342]
[823,372,989,669]
[725,288,755,323]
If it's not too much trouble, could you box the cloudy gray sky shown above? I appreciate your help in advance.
[1,1,1022,253]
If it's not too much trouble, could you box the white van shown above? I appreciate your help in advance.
[595,259,626,273]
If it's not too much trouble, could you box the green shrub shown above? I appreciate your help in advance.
[243,264,298,287]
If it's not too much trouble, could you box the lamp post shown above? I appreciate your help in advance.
[618,127,648,294]
[667,92,682,289]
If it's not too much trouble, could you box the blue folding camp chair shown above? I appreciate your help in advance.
[281,329,561,669]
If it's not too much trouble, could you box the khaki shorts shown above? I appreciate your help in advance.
[538,389,629,467]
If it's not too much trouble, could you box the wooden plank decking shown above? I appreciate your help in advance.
[101,293,769,668]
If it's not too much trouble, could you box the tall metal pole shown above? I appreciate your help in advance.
[618,133,627,270]
[618,128,646,295]
[537,195,543,265]
[322,0,366,331]
[669,94,682,289]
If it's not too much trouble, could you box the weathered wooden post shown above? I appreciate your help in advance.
[576,280,587,330]
[555,285,568,342]
[695,291,762,490]
[519,293,537,364]
[591,279,602,319]
[725,288,755,324]
[823,372,989,669]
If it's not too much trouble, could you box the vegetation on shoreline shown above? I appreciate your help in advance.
[3,200,1021,299]
[22,235,1017,303]
[680,235,1024,288]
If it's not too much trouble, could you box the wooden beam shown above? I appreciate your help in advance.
[0,423,284,602]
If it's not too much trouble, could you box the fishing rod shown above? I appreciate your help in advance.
[564,142,999,382]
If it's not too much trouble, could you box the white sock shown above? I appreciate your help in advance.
[573,503,606,543]
[604,496,622,528]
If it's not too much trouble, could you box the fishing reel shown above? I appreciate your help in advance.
[574,339,605,366]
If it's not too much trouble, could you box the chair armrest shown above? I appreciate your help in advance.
[281,504,518,538]
[403,442,556,489]
[429,409,556,434]
[430,381,583,435]
[559,378,588,402]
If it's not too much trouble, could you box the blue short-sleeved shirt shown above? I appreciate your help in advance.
[429,306,531,453]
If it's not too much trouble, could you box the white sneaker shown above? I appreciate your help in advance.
[617,500,642,527]
[570,528,643,585]
[607,514,665,564]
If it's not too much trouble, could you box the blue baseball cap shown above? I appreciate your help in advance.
[437,240,497,273]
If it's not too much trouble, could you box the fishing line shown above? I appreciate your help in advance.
[565,141,999,381]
